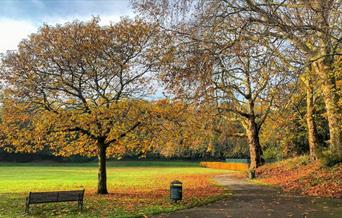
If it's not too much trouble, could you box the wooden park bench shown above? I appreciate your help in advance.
[25,189,85,213]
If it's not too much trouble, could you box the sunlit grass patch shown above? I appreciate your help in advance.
[0,161,229,217]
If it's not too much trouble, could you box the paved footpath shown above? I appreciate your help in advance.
[153,173,342,218]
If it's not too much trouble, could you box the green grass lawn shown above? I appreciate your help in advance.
[0,161,230,217]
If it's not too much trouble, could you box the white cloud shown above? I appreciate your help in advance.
[98,15,130,25]
[43,14,128,26]
[0,13,134,54]
[0,19,37,53]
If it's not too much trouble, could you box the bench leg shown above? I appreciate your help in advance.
[25,202,29,213]
[78,200,83,212]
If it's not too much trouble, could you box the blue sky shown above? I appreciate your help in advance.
[0,0,134,53]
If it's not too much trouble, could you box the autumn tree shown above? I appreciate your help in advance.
[301,69,321,160]
[260,78,330,159]
[0,18,158,194]
[266,44,323,160]
[209,0,342,162]
[134,0,294,169]
[134,0,342,163]
[220,0,342,160]
[163,36,291,168]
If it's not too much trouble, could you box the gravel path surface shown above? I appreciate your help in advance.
[153,173,342,218]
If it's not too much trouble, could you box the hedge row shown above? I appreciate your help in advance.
[200,161,249,171]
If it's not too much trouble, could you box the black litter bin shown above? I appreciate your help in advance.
[170,180,182,203]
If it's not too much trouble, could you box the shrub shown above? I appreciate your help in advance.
[263,145,283,162]
[321,150,342,167]
[297,155,310,166]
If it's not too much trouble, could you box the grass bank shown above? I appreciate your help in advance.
[256,156,342,198]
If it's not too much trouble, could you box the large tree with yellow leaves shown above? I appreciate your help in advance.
[0,18,158,194]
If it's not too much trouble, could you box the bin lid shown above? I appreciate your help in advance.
[171,180,182,184]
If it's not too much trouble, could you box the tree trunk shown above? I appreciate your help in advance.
[97,140,108,194]
[305,79,320,160]
[245,117,263,169]
[313,61,342,159]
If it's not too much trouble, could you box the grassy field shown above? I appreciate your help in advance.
[0,161,230,217]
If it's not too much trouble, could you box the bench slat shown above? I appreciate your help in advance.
[28,190,84,203]
[58,191,83,201]
[29,192,58,203]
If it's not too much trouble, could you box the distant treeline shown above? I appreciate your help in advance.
[0,148,249,163]
[0,150,92,162]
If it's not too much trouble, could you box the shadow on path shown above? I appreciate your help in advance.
[154,173,342,218]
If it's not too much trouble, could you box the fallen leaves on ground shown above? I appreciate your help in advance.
[83,173,225,216]
[256,157,342,198]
